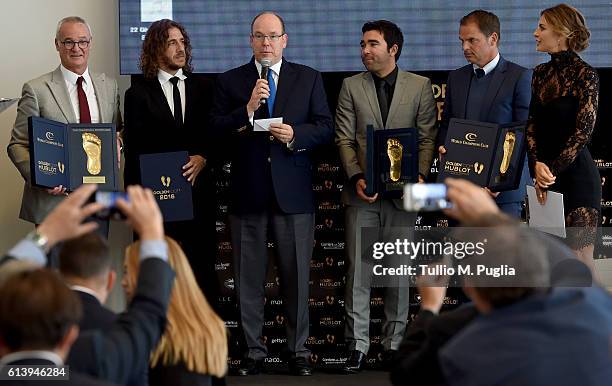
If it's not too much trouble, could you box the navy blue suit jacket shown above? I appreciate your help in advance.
[437,56,532,204]
[440,287,612,386]
[211,58,334,214]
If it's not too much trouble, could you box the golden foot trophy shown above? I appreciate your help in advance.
[438,118,526,191]
[365,125,418,198]
[28,116,119,191]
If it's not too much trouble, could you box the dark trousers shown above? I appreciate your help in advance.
[164,178,220,313]
[230,210,315,360]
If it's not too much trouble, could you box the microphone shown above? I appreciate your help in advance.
[259,59,271,105]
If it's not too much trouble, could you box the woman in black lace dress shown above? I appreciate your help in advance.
[528,4,600,268]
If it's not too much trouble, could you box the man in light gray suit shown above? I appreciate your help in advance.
[335,20,437,373]
[7,16,121,226]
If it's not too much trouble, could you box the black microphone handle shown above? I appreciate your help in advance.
[260,66,269,105]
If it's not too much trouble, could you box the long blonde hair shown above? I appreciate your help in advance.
[125,237,227,377]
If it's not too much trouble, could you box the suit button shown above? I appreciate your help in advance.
[269,135,274,141]
[267,157,271,163]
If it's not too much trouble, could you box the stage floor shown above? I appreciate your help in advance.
[227,370,392,386]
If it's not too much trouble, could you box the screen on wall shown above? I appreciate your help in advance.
[119,0,611,74]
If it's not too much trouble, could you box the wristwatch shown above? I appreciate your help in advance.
[26,230,50,253]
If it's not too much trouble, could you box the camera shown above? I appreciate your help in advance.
[94,191,128,220]
[403,183,452,212]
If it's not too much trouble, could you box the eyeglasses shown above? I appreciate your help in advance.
[251,33,284,42]
[60,40,90,49]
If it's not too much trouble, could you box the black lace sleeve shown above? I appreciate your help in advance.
[549,66,599,175]
[526,65,544,177]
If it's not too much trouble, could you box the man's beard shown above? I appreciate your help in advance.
[162,54,185,71]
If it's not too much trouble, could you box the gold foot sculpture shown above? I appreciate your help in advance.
[387,138,403,182]
[82,132,102,175]
[500,131,516,175]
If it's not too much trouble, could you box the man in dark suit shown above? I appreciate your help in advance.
[390,178,598,386]
[1,184,175,386]
[0,269,118,386]
[123,19,218,309]
[58,233,117,331]
[210,11,334,376]
[437,10,532,218]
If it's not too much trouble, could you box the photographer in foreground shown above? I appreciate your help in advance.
[391,178,611,386]
[1,184,176,386]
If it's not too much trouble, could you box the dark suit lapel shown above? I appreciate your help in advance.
[244,59,266,119]
[184,76,195,126]
[456,65,472,119]
[147,78,175,123]
[273,59,296,117]
[47,66,76,122]
[480,57,508,122]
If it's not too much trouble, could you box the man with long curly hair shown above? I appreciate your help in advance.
[123,19,219,311]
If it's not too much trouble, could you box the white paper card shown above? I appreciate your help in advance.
[527,185,566,238]
[254,117,283,132]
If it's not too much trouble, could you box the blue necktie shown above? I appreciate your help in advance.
[267,69,276,117]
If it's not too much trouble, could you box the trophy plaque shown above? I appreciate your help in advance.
[140,151,193,222]
[365,126,418,198]
[28,116,119,191]
[437,118,526,191]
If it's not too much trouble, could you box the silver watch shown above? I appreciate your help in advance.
[26,230,50,252]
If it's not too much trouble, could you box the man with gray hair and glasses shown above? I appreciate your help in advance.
[7,16,121,236]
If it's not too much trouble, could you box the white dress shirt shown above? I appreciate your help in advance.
[70,285,104,304]
[158,68,187,123]
[472,52,500,76]
[0,350,63,366]
[254,59,281,90]
[250,59,294,148]
[250,59,282,122]
[60,65,100,123]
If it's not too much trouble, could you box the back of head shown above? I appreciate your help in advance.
[460,9,501,43]
[59,232,111,282]
[0,269,82,352]
[463,225,550,309]
[362,20,404,61]
[126,237,227,377]
[541,3,590,52]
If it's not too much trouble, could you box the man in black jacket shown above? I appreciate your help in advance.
[122,19,218,309]
[1,183,175,386]
[59,233,117,331]
[390,178,594,386]
[0,269,118,386]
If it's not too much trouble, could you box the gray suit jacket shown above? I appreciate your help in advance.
[7,66,121,223]
[335,69,437,207]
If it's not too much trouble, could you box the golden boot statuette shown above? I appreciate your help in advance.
[387,138,403,182]
[500,131,516,175]
[82,132,102,175]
